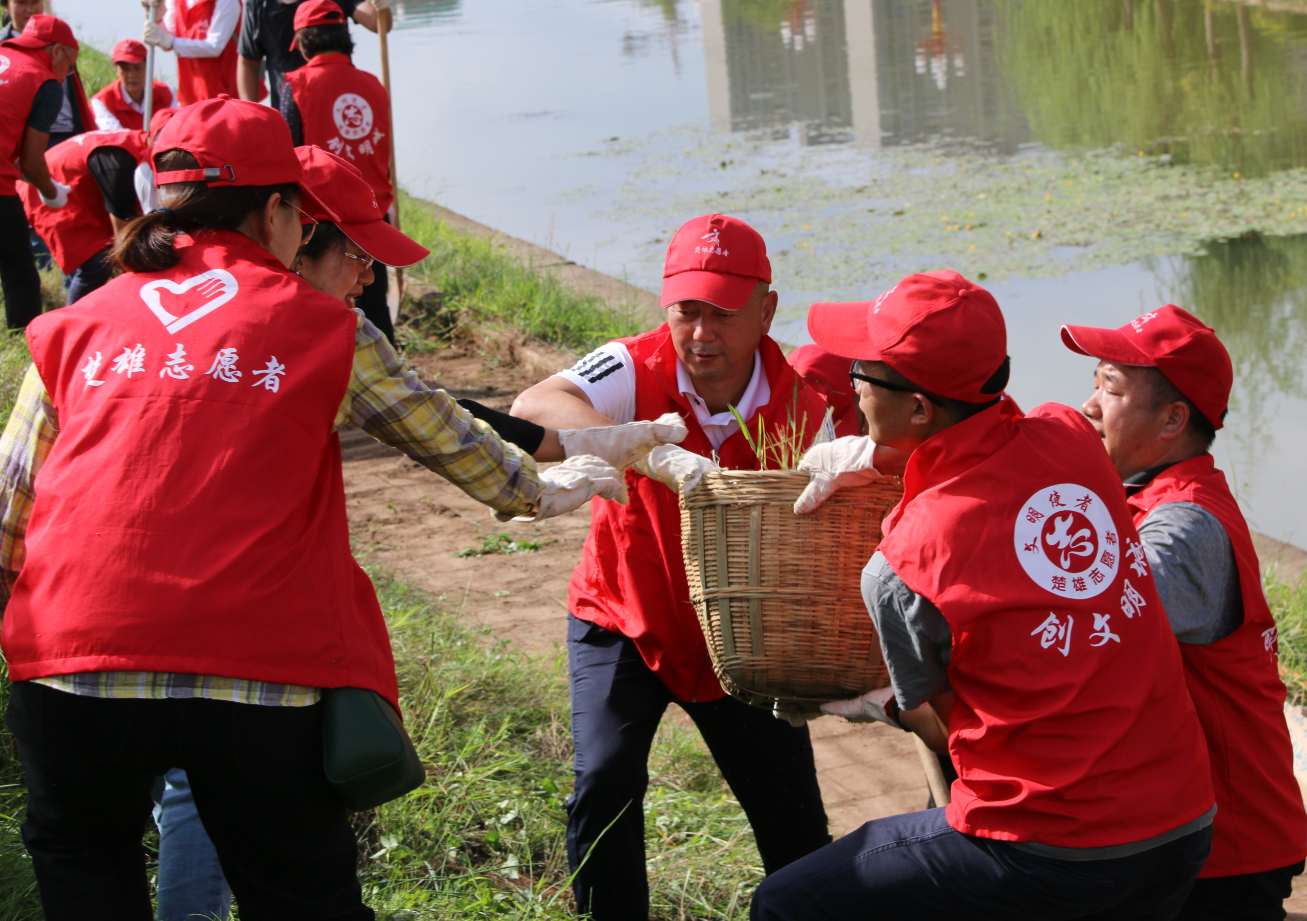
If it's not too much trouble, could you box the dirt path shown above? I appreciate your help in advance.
[343,332,1307,913]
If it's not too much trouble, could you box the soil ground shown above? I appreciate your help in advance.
[342,328,1307,914]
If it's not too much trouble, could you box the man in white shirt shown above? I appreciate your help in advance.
[512,213,835,920]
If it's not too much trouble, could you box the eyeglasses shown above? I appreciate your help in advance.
[848,361,945,406]
[342,249,375,270]
[288,201,318,245]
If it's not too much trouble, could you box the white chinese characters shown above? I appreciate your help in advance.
[1013,484,1120,600]
[112,344,147,377]
[1090,613,1121,647]
[205,348,241,382]
[1120,579,1147,619]
[251,357,287,393]
[81,352,105,388]
[159,344,193,380]
[1032,613,1073,657]
[77,344,283,395]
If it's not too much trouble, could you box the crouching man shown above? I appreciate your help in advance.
[512,214,834,919]
[1065,305,1306,920]
[759,271,1218,920]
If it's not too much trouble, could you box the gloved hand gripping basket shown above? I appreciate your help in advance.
[680,470,904,707]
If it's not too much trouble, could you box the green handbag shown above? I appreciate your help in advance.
[321,687,425,811]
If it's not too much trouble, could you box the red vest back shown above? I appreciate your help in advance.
[173,0,241,105]
[568,325,831,702]
[0,44,56,196]
[92,81,174,131]
[19,129,148,274]
[1129,455,1307,876]
[284,54,394,214]
[879,402,1213,847]
[3,230,401,711]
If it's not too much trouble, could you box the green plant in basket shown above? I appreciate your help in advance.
[728,380,833,470]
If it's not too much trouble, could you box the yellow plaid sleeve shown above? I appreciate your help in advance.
[336,313,542,516]
[0,364,59,607]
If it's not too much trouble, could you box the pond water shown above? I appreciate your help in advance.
[51,0,1307,546]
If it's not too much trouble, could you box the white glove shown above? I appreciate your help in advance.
[632,444,719,497]
[143,20,174,50]
[370,0,392,9]
[39,181,71,209]
[773,700,825,727]
[559,412,687,471]
[498,454,626,522]
[819,686,901,727]
[792,435,887,515]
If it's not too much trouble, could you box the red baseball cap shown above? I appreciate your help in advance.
[661,213,771,312]
[295,146,429,268]
[2,14,78,50]
[807,270,1009,403]
[149,106,179,140]
[290,0,349,49]
[112,38,147,64]
[1061,304,1232,429]
[788,345,854,400]
[154,96,302,188]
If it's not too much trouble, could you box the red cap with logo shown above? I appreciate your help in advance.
[112,38,147,64]
[2,14,79,50]
[154,96,302,188]
[807,270,1009,403]
[661,213,771,313]
[1061,304,1232,430]
[290,0,349,49]
[295,146,429,268]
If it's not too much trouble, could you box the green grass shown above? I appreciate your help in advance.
[397,192,647,355]
[1271,575,1307,705]
[77,43,116,98]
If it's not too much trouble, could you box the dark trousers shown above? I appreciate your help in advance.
[0,195,43,328]
[355,255,394,346]
[66,248,114,305]
[751,806,1213,921]
[565,614,832,920]
[1176,861,1304,921]
[6,680,373,921]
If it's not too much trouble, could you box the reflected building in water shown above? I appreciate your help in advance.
[699,0,1027,149]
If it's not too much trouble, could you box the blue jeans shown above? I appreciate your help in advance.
[751,806,1213,921]
[65,249,114,305]
[154,768,231,921]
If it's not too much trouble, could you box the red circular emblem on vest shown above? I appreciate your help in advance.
[1013,484,1121,599]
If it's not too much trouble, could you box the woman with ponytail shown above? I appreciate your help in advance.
[0,98,627,920]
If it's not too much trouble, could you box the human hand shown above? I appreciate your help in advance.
[632,444,719,497]
[498,454,626,522]
[370,0,393,9]
[143,19,174,50]
[792,435,887,515]
[819,686,900,727]
[39,181,71,209]
[773,700,825,727]
[559,412,687,470]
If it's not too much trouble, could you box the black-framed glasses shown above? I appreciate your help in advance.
[849,361,945,406]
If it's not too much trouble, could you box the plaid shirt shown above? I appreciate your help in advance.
[0,312,541,705]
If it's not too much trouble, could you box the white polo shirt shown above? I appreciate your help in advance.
[556,342,770,450]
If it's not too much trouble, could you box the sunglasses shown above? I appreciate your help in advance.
[848,361,946,406]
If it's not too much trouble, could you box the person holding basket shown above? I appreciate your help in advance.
[762,271,1218,920]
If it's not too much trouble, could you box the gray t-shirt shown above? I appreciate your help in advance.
[1137,501,1243,645]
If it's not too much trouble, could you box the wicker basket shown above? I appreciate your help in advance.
[680,470,904,707]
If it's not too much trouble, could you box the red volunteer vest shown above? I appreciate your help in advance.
[879,402,1214,847]
[92,81,175,131]
[19,129,149,274]
[173,0,241,105]
[3,229,401,711]
[284,54,394,214]
[0,44,57,196]
[568,326,831,702]
[1129,455,1307,876]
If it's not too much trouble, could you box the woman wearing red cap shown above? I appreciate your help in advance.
[0,97,625,919]
[1066,305,1306,920]
[759,271,1219,919]
[91,39,178,132]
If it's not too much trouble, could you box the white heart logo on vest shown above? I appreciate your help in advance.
[139,270,239,334]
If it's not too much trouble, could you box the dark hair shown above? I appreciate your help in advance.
[112,150,299,273]
[298,220,348,260]
[296,23,353,59]
[1141,367,1221,450]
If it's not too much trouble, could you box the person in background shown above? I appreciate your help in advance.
[133,108,182,215]
[237,0,386,109]
[1,0,94,148]
[282,0,396,344]
[1065,305,1307,921]
[512,214,836,920]
[757,272,1217,920]
[91,39,178,132]
[143,0,246,106]
[0,14,78,329]
[18,126,150,304]
[787,344,861,436]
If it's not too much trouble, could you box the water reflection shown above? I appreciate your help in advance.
[390,0,461,30]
